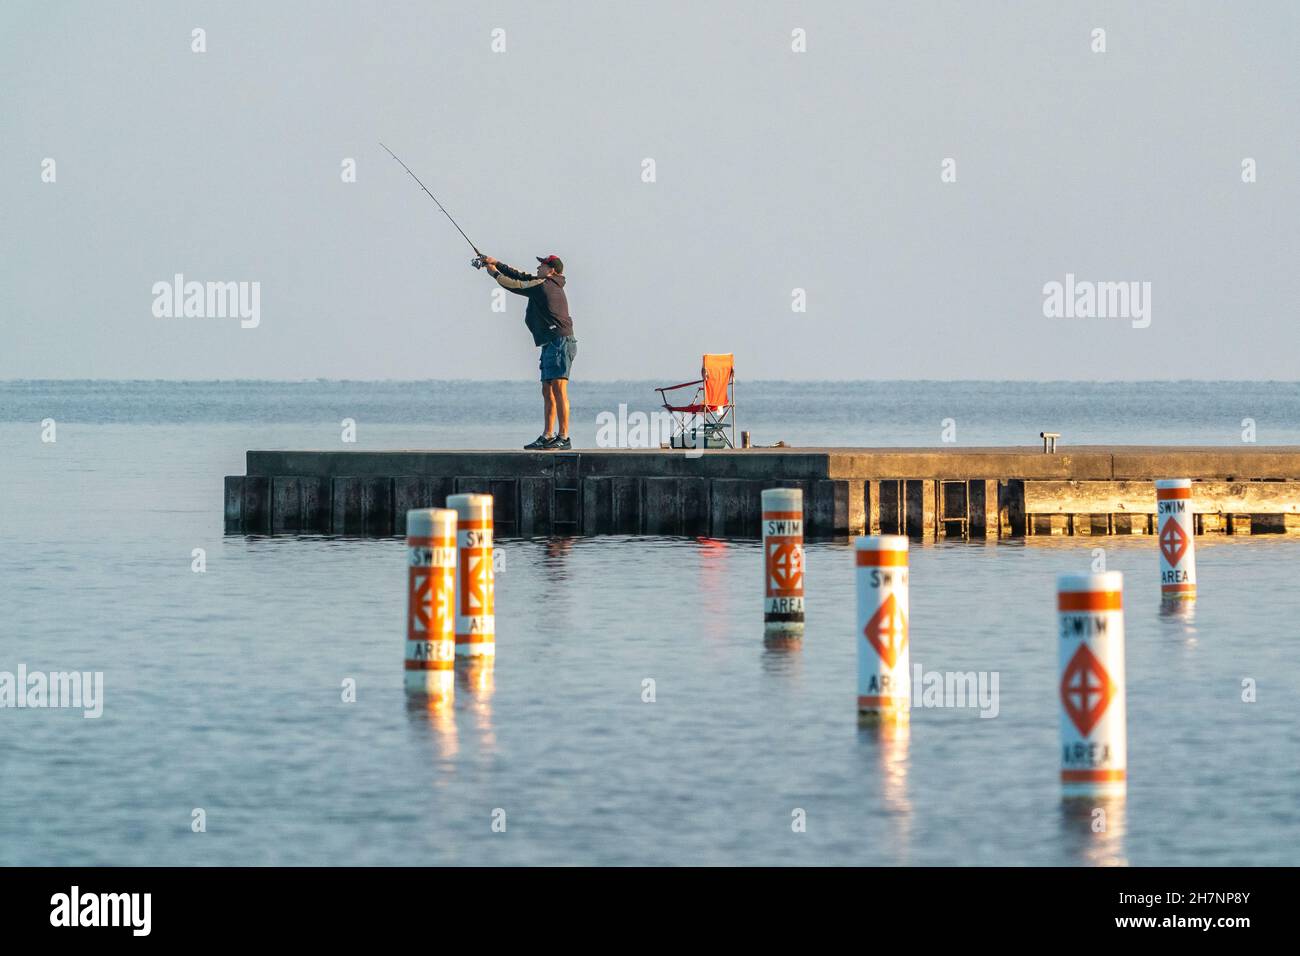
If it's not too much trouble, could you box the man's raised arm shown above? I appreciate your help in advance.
[484,258,543,295]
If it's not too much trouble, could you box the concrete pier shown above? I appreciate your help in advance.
[224,446,1300,539]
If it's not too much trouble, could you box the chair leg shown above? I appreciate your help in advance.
[667,411,691,448]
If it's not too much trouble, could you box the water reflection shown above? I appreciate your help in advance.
[457,658,496,752]
[1058,796,1128,866]
[761,633,803,678]
[873,721,912,816]
[696,538,735,647]
[542,536,575,577]
[1157,599,1198,646]
[538,537,576,635]
[405,687,459,760]
[857,721,913,860]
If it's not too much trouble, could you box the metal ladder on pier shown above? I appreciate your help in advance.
[937,479,970,540]
[551,453,582,534]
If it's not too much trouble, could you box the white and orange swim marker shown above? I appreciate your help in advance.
[761,487,804,640]
[1155,479,1197,601]
[404,508,457,697]
[446,493,495,658]
[1057,571,1127,798]
[856,535,910,721]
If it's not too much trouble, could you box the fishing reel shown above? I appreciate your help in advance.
[471,255,487,270]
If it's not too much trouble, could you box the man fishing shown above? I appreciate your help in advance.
[377,146,579,448]
[481,254,577,450]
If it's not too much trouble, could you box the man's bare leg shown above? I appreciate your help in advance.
[554,378,570,438]
[542,382,557,437]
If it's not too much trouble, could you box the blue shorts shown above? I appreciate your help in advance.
[540,335,578,382]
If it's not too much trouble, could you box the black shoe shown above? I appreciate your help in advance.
[549,436,572,451]
[525,434,554,450]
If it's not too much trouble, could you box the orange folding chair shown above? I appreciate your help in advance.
[655,353,736,449]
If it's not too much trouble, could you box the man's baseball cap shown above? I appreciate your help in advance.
[536,254,563,271]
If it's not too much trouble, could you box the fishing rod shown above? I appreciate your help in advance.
[380,141,487,269]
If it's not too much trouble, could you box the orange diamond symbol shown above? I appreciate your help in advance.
[409,566,453,639]
[1060,644,1115,737]
[864,592,908,669]
[767,541,803,596]
[407,568,432,639]
[1160,518,1189,567]
[460,549,494,615]
[435,568,453,632]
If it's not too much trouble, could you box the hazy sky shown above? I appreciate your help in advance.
[3,1,1297,380]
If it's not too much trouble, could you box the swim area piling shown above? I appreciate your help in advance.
[224,446,1300,539]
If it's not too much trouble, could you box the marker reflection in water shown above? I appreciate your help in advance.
[857,720,913,861]
[406,688,459,761]
[1157,598,1198,647]
[457,658,496,752]
[1059,795,1128,867]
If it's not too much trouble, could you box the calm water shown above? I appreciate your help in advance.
[1,381,1298,865]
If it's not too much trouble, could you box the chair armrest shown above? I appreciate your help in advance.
[655,379,704,396]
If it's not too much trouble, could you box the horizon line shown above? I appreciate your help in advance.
[4,377,1300,386]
